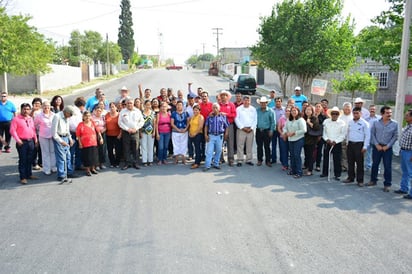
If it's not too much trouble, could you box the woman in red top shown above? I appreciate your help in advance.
[105,102,122,168]
[76,111,102,176]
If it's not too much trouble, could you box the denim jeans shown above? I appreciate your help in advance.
[16,139,34,180]
[365,143,373,169]
[158,132,171,162]
[289,137,304,176]
[271,131,280,163]
[279,136,289,168]
[53,136,73,178]
[205,134,224,168]
[70,132,82,169]
[400,149,412,192]
[371,146,393,186]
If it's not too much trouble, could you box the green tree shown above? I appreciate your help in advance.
[356,0,411,71]
[96,41,122,64]
[67,30,103,66]
[118,0,135,63]
[0,8,55,91]
[251,0,356,95]
[186,55,198,65]
[332,71,378,102]
[198,53,214,61]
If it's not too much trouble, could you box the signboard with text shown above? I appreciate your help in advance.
[311,79,328,96]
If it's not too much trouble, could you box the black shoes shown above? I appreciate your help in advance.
[67,174,79,178]
[320,174,327,178]
[394,190,408,194]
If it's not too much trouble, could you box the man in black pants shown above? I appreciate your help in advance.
[320,107,347,181]
[343,107,370,187]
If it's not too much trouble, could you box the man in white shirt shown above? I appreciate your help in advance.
[340,102,353,171]
[118,98,144,170]
[320,107,347,181]
[234,95,257,166]
[52,106,77,183]
[344,106,370,187]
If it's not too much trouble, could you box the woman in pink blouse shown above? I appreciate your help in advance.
[92,105,107,169]
[34,100,56,175]
[278,107,291,171]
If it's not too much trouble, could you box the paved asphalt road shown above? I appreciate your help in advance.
[1,69,412,273]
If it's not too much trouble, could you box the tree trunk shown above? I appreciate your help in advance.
[1,72,8,93]
[278,73,289,99]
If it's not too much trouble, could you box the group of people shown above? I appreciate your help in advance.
[1,84,412,200]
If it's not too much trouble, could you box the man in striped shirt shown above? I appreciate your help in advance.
[395,109,412,199]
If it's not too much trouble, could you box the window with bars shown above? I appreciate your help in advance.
[370,72,388,88]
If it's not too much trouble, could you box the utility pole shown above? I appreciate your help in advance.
[106,33,110,77]
[394,0,411,131]
[212,28,223,57]
[201,43,206,55]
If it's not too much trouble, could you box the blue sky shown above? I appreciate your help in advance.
[8,0,390,63]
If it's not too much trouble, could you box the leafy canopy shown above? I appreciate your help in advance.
[0,8,54,75]
[252,0,356,86]
[332,71,378,101]
[356,0,411,71]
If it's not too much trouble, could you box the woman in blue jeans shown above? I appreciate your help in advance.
[155,102,171,165]
[283,106,307,178]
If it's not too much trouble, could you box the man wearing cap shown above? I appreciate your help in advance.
[187,83,200,99]
[320,106,347,180]
[10,103,38,184]
[256,96,275,167]
[218,90,237,166]
[52,106,77,183]
[185,94,195,118]
[85,88,103,112]
[354,97,370,120]
[367,106,398,192]
[268,90,277,109]
[344,106,370,186]
[235,95,257,166]
[290,86,308,111]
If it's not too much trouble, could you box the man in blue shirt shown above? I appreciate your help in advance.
[290,86,308,111]
[367,106,398,192]
[0,91,16,153]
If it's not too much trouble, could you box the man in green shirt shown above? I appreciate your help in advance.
[256,96,275,167]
